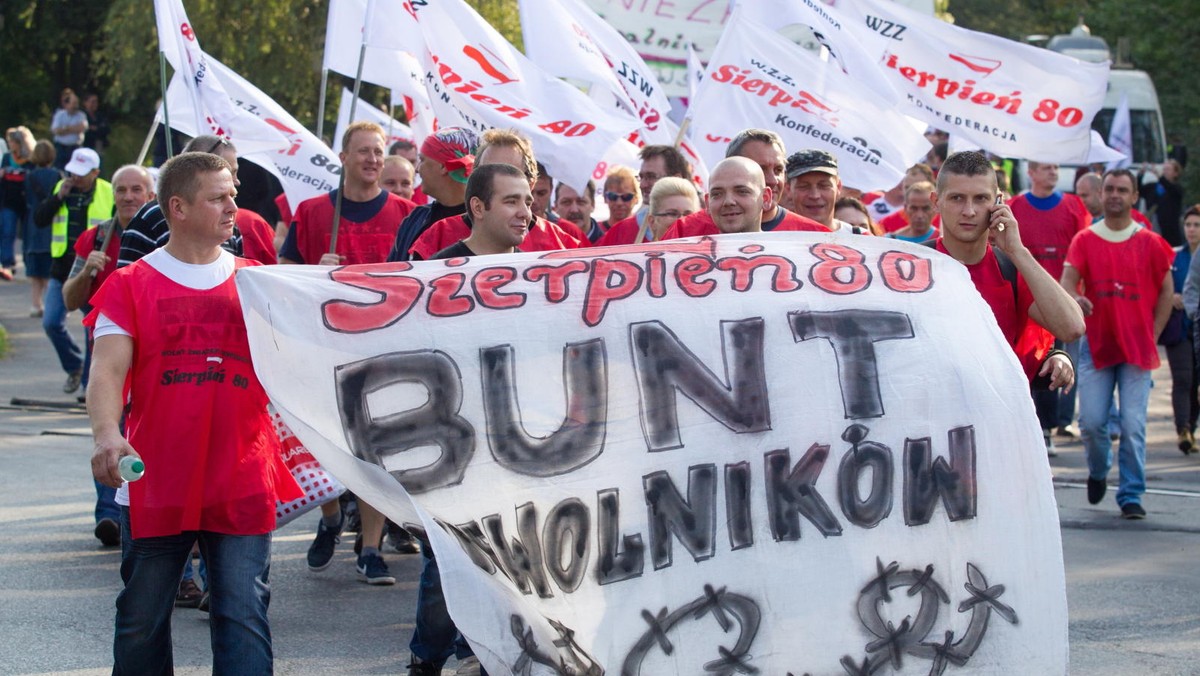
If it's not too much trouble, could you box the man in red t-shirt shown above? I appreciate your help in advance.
[407,129,587,259]
[1060,168,1174,519]
[660,129,827,240]
[280,121,412,584]
[279,121,415,266]
[87,152,300,673]
[933,151,1084,457]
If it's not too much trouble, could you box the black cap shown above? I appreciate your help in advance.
[786,149,838,179]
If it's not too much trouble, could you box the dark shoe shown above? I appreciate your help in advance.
[307,514,344,572]
[175,579,204,608]
[94,517,120,547]
[1120,503,1146,520]
[407,657,442,676]
[387,526,421,554]
[1086,478,1106,505]
[1179,430,1195,455]
[63,370,82,394]
[356,552,396,585]
[198,591,210,613]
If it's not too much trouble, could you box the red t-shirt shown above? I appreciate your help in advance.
[274,193,292,226]
[1066,227,1174,370]
[408,214,587,260]
[594,216,653,247]
[1010,192,1090,281]
[660,208,828,240]
[291,191,415,265]
[935,239,1049,380]
[84,258,301,538]
[73,223,121,299]
[236,208,278,265]
[877,209,942,233]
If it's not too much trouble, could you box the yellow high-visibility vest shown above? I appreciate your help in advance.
[50,178,113,258]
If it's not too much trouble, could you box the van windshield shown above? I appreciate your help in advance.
[1091,109,1166,164]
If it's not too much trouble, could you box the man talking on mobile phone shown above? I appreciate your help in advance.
[930,151,1085,453]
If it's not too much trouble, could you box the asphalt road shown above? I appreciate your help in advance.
[1,269,1197,675]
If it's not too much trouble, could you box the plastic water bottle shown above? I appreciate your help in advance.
[119,456,145,482]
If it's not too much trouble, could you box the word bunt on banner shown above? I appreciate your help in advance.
[237,233,1069,674]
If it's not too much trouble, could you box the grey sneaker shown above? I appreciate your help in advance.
[64,370,83,394]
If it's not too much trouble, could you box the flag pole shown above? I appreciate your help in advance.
[135,113,161,166]
[159,52,174,158]
[316,68,330,145]
[329,39,369,256]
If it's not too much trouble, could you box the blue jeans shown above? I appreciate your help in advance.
[0,207,18,268]
[114,508,273,675]
[410,541,475,667]
[94,481,119,523]
[43,277,82,375]
[1077,338,1151,507]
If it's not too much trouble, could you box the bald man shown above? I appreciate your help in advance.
[661,157,826,239]
[707,157,770,234]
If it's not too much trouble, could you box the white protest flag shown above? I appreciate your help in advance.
[324,0,438,144]
[153,0,284,154]
[164,57,341,207]
[334,88,414,149]
[689,11,927,190]
[739,0,1109,163]
[408,0,641,193]
[238,233,1068,673]
[1107,92,1133,169]
[323,0,416,90]
[521,0,675,146]
[1088,129,1127,165]
[686,43,705,103]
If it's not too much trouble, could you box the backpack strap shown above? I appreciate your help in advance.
[923,239,1019,305]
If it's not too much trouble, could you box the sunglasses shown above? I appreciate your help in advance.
[605,191,635,203]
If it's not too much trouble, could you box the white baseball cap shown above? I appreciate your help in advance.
[64,148,101,177]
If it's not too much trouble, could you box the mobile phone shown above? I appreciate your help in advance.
[994,194,1005,232]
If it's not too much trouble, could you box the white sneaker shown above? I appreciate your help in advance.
[455,656,482,676]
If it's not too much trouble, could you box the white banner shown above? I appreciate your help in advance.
[690,12,928,190]
[154,0,287,154]
[164,57,342,207]
[405,0,641,193]
[239,233,1068,674]
[739,0,1110,163]
[334,88,414,150]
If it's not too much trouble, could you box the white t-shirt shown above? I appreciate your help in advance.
[104,248,237,505]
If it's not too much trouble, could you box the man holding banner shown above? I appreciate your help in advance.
[661,129,828,239]
[405,164,532,676]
